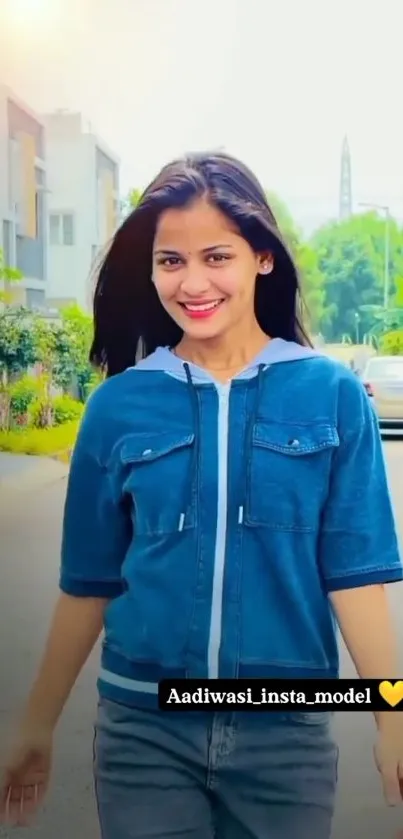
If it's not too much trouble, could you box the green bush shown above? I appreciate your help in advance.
[28,398,45,428]
[0,420,79,456]
[28,394,84,428]
[379,330,403,356]
[28,398,55,429]
[52,395,84,425]
[9,375,41,419]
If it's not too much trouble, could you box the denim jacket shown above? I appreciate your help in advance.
[60,339,402,709]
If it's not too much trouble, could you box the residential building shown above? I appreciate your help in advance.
[43,111,120,312]
[0,85,48,309]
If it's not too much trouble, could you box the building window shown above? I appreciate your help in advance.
[26,288,46,311]
[35,192,40,239]
[49,213,74,246]
[62,214,74,246]
[2,221,12,266]
[49,214,59,245]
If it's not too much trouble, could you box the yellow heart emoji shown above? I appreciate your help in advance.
[378,680,403,708]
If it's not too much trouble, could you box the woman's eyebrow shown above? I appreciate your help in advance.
[153,248,180,256]
[153,244,234,256]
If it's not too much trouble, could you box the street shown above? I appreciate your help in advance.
[0,444,403,838]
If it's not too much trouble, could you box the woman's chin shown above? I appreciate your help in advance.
[180,321,228,341]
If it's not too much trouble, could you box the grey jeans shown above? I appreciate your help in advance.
[93,698,339,839]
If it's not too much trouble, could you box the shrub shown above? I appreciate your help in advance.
[28,398,54,428]
[9,375,41,420]
[52,395,84,425]
[0,420,79,457]
[379,330,403,356]
[28,394,83,428]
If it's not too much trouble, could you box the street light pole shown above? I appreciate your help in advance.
[358,201,390,310]
[383,207,390,310]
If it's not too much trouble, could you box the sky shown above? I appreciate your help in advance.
[1,0,403,233]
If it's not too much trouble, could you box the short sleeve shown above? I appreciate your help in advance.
[59,393,132,598]
[319,378,402,592]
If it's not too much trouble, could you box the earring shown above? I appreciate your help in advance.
[260,261,272,275]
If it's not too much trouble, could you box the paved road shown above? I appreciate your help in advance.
[1,445,403,838]
[0,453,37,478]
[0,453,68,490]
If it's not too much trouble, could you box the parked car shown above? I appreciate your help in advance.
[361,356,403,435]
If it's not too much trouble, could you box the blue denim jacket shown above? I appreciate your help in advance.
[60,339,402,708]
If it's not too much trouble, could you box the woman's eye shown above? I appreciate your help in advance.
[206,254,230,264]
[158,256,182,267]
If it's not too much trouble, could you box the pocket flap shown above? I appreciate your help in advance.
[121,432,195,464]
[252,422,339,456]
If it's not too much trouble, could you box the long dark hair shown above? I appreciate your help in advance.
[90,151,312,377]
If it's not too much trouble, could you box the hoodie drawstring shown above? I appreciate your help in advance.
[179,362,266,531]
[238,364,266,525]
[179,363,200,531]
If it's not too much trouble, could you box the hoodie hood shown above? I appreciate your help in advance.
[132,338,321,384]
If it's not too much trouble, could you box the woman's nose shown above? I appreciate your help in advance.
[180,268,211,295]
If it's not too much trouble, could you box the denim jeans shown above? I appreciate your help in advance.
[93,698,339,839]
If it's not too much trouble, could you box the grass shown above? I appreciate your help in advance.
[0,421,79,458]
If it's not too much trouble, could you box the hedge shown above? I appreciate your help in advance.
[0,420,79,458]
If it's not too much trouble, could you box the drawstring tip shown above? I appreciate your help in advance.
[238,506,244,524]
[178,513,185,532]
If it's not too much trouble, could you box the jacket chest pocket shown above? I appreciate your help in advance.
[120,432,197,536]
[244,421,339,532]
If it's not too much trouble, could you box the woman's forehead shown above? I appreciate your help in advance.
[154,199,239,247]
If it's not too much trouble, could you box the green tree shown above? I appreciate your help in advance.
[379,330,403,355]
[266,192,301,252]
[33,316,58,376]
[311,212,403,342]
[0,248,23,305]
[0,307,38,429]
[266,192,326,332]
[128,188,143,208]
[393,277,403,307]
[120,187,143,219]
[296,243,328,334]
[54,305,97,400]
[0,307,38,384]
[31,316,61,424]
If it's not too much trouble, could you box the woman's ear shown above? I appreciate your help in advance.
[257,253,274,276]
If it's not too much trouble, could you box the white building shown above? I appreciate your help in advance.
[0,85,48,309]
[43,111,120,312]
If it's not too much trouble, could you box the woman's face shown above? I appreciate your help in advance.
[152,198,273,342]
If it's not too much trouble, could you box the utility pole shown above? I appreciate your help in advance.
[358,202,390,310]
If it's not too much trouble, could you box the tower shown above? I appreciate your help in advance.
[339,136,352,220]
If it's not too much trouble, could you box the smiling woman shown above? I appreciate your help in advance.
[151,198,274,343]
[1,151,402,839]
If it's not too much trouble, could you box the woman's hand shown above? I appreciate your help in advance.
[330,585,403,807]
[0,723,53,826]
[0,595,106,827]
[374,719,403,806]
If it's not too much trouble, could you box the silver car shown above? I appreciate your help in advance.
[362,355,403,435]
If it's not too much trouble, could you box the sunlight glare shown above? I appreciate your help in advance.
[6,0,60,27]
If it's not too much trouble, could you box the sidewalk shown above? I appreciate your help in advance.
[0,452,69,492]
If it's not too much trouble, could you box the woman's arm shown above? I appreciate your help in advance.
[20,594,107,731]
[330,584,400,729]
[21,384,132,731]
[319,371,403,804]
[331,584,403,805]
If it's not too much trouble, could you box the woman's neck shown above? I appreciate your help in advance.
[174,325,270,381]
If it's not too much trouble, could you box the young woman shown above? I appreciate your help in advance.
[1,152,403,838]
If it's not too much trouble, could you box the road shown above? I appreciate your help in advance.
[0,445,403,838]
